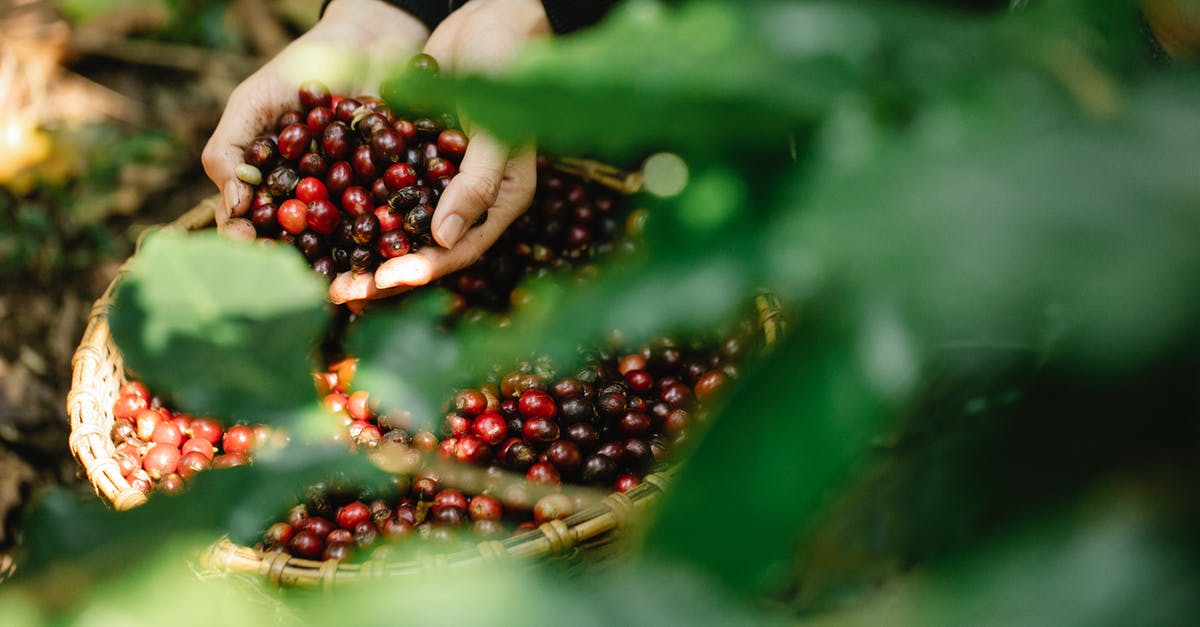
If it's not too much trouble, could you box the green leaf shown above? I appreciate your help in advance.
[108,230,330,423]
[646,313,886,594]
[800,493,1200,626]
[15,444,390,581]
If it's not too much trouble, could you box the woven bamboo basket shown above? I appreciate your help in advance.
[201,292,783,588]
[67,159,642,511]
[66,159,784,587]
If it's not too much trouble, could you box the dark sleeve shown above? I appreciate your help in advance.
[539,0,620,33]
[321,0,451,32]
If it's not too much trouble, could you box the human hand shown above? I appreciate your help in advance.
[328,0,551,306]
[202,0,429,239]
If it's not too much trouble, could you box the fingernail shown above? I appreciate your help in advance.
[435,214,467,249]
[376,256,432,288]
[222,181,242,218]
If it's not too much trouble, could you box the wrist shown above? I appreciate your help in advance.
[320,0,430,44]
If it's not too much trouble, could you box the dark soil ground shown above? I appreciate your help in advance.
[0,0,308,577]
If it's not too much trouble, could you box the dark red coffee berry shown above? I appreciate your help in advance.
[351,144,378,180]
[326,161,353,195]
[334,98,362,123]
[306,106,334,135]
[277,123,312,161]
[306,198,340,235]
[545,440,582,475]
[378,229,411,258]
[289,531,324,559]
[383,163,417,191]
[565,422,600,451]
[371,128,405,164]
[522,417,560,446]
[526,461,561,485]
[581,454,618,485]
[322,122,354,160]
[618,411,652,437]
[276,110,304,131]
[351,212,380,246]
[342,186,372,217]
[244,137,278,168]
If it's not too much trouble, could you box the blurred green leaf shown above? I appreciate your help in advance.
[646,314,887,594]
[109,230,330,423]
[769,74,1200,370]
[801,491,1200,626]
[16,444,389,580]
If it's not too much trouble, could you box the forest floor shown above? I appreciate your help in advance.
[0,0,312,577]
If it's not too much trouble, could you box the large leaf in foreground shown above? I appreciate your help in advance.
[109,230,330,423]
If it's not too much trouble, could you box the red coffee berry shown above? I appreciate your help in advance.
[454,434,490,464]
[618,411,652,437]
[295,177,328,203]
[177,450,211,480]
[277,199,308,234]
[471,411,508,445]
[347,390,373,421]
[625,369,655,393]
[436,130,467,158]
[135,408,165,440]
[120,381,150,401]
[336,502,371,530]
[222,425,256,456]
[518,390,557,420]
[113,393,148,421]
[614,474,640,493]
[374,205,403,231]
[143,443,181,480]
[378,229,411,258]
[150,421,183,447]
[425,157,456,179]
[468,495,503,521]
[383,163,417,191]
[188,418,224,442]
[433,489,468,512]
[693,370,727,402]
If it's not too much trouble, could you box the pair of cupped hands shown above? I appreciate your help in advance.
[202,0,550,308]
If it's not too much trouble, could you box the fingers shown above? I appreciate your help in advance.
[375,147,536,290]
[329,271,412,305]
[202,73,292,227]
[431,130,508,248]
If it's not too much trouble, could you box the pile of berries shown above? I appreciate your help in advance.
[240,57,468,278]
[109,381,273,495]
[237,57,636,293]
[264,322,758,562]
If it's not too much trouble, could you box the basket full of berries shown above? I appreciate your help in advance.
[67,72,783,585]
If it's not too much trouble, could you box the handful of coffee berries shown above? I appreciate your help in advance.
[239,54,472,280]
[238,54,638,293]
